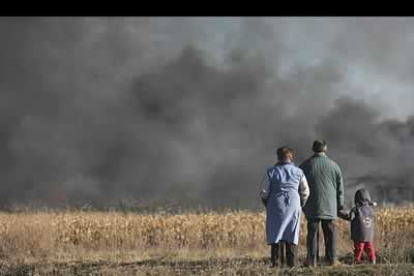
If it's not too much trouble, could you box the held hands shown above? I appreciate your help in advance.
[337,206,352,221]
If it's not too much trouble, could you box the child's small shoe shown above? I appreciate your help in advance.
[353,260,362,265]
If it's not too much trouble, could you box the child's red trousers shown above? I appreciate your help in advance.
[354,242,376,263]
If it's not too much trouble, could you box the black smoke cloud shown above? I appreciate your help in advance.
[316,97,414,205]
[0,17,413,209]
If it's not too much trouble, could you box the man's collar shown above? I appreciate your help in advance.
[313,152,327,157]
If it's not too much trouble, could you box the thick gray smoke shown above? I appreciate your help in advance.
[0,17,413,210]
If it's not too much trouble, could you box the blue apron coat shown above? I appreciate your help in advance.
[265,162,304,245]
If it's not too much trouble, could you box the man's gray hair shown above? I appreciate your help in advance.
[312,140,327,153]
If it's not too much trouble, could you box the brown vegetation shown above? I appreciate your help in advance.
[0,207,412,275]
[0,207,412,265]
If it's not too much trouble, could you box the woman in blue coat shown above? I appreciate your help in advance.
[261,146,310,267]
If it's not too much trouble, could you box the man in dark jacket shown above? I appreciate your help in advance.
[299,140,344,266]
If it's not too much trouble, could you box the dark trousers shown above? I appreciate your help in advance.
[270,242,297,267]
[306,219,336,266]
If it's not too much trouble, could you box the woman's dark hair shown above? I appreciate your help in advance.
[277,146,293,161]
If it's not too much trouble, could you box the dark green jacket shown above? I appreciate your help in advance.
[299,153,344,220]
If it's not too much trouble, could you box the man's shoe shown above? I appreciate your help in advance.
[305,255,317,267]
[329,259,342,266]
[305,260,317,267]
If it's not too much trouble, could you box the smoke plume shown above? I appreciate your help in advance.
[0,17,413,209]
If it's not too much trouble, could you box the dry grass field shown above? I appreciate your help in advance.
[0,207,413,275]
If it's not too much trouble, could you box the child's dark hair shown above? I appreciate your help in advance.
[354,188,377,207]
